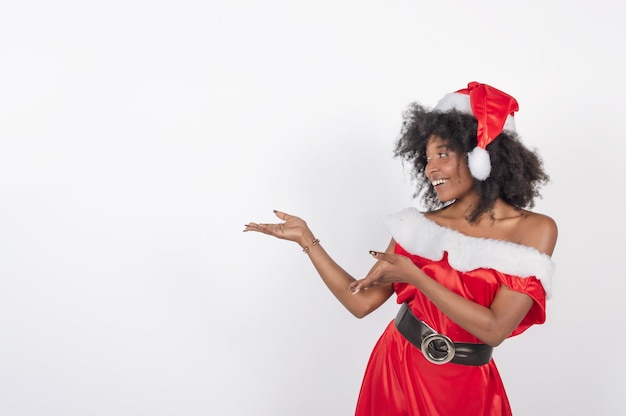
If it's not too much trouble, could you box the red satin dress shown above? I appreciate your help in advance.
[355,208,554,416]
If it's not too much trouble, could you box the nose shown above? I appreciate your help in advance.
[426,158,439,178]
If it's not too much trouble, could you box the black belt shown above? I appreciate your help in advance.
[394,302,493,366]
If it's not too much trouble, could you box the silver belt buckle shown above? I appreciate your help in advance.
[420,333,456,365]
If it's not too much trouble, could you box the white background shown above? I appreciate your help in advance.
[1,1,624,415]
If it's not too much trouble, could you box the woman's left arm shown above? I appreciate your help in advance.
[350,253,530,347]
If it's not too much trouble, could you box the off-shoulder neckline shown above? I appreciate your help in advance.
[383,207,555,297]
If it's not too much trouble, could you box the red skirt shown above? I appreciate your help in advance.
[354,320,512,416]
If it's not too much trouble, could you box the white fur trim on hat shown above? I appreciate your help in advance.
[384,207,554,298]
[435,92,474,114]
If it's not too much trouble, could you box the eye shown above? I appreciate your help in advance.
[425,151,449,162]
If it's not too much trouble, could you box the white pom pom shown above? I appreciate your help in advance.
[468,147,491,180]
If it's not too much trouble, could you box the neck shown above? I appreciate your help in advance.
[443,193,480,218]
[444,197,519,224]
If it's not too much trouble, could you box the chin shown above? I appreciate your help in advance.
[438,198,456,206]
[435,193,454,203]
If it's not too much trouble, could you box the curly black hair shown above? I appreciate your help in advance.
[394,103,550,223]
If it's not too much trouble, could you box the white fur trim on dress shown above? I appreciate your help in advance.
[434,92,517,133]
[384,207,554,298]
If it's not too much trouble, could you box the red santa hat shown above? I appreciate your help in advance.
[433,82,519,180]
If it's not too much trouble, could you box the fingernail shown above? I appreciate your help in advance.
[273,209,277,213]
[352,288,360,295]
[369,250,378,256]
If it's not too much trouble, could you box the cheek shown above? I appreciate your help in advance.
[459,175,475,191]
[458,155,472,175]
[459,164,473,182]
[448,157,471,181]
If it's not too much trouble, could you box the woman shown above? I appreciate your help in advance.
[244,82,557,415]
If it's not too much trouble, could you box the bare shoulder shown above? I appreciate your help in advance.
[518,211,558,256]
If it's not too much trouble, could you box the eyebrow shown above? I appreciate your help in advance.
[427,144,450,153]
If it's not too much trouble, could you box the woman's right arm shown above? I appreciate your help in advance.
[305,238,395,318]
[244,210,394,318]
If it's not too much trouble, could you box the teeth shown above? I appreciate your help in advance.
[431,179,447,186]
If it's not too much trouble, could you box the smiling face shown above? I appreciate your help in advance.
[424,135,475,203]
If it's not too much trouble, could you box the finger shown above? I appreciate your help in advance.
[369,250,394,263]
[243,222,261,232]
[351,281,373,294]
[349,275,377,294]
[352,257,382,291]
[258,223,282,236]
[273,210,290,221]
[349,279,364,294]
[243,222,278,236]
